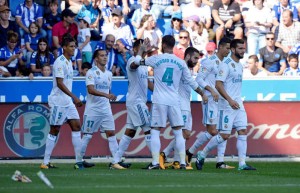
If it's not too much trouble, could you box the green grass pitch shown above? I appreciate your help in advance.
[0,162,299,193]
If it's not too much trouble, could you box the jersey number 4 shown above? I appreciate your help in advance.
[162,68,174,86]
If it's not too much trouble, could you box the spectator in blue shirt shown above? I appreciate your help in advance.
[44,0,61,48]
[131,0,155,30]
[15,0,46,38]
[95,34,118,74]
[0,6,19,48]
[30,37,55,76]
[115,38,133,77]
[77,0,102,41]
[25,21,43,64]
[272,0,299,28]
[0,31,26,76]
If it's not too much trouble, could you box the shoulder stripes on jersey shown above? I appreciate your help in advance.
[224,58,231,64]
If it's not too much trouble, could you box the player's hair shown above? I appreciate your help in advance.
[218,37,231,47]
[230,39,245,49]
[184,47,200,59]
[7,30,18,42]
[288,54,298,61]
[133,39,144,49]
[92,49,106,60]
[248,55,259,62]
[162,35,175,48]
[81,62,92,70]
[61,33,75,47]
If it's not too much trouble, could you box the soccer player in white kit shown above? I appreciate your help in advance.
[186,37,235,169]
[110,39,153,169]
[41,34,84,169]
[135,35,204,169]
[195,39,256,171]
[80,49,125,169]
[159,47,210,170]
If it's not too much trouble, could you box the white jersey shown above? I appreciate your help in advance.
[216,57,244,110]
[48,55,73,107]
[145,53,198,106]
[126,56,148,106]
[84,66,113,115]
[196,54,221,97]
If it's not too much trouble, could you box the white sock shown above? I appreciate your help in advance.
[151,129,160,165]
[173,147,180,162]
[113,135,132,164]
[173,129,185,165]
[80,133,93,160]
[189,131,212,154]
[201,134,225,158]
[43,134,57,165]
[108,136,119,157]
[144,134,151,153]
[237,135,247,167]
[163,139,175,157]
[217,140,227,163]
[72,131,82,163]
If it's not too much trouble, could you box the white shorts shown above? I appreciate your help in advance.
[50,104,79,126]
[202,97,219,126]
[218,108,247,134]
[81,114,115,134]
[150,103,184,128]
[182,110,192,131]
[126,103,151,131]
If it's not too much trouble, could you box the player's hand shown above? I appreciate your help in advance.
[107,94,117,101]
[74,97,83,107]
[202,94,208,104]
[229,99,239,109]
[211,90,219,102]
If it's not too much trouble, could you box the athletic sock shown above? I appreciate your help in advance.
[201,134,225,158]
[217,140,227,163]
[144,134,151,153]
[72,131,82,163]
[162,139,175,157]
[43,134,57,165]
[237,135,247,167]
[80,133,93,161]
[108,136,118,157]
[151,129,160,165]
[173,129,185,165]
[113,135,132,164]
[189,131,212,154]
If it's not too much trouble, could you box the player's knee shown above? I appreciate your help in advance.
[183,130,191,140]
[105,131,115,138]
[125,129,136,138]
[237,129,247,135]
[219,133,230,140]
[207,125,218,136]
[144,130,151,135]
[49,127,60,135]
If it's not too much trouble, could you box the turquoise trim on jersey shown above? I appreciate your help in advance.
[224,58,231,64]
[219,110,223,131]
[50,106,58,125]
[81,115,87,132]
[137,104,146,125]
[203,103,208,125]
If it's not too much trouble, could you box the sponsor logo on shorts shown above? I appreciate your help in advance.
[4,104,50,157]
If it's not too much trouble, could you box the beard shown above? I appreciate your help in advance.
[187,59,196,68]
[234,52,244,59]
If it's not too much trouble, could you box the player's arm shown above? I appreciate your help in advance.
[87,85,116,101]
[148,79,154,92]
[56,77,82,107]
[215,80,239,109]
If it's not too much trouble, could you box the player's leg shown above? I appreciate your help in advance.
[67,105,84,169]
[216,140,234,169]
[187,100,218,162]
[147,104,167,169]
[235,109,256,170]
[168,106,185,168]
[195,109,233,170]
[41,105,67,169]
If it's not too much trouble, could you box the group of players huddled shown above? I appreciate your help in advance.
[40,34,256,171]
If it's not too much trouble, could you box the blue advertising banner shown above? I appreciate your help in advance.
[1,77,300,103]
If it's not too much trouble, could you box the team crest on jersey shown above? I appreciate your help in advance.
[96,71,100,76]
[231,63,235,68]
[219,70,223,76]
[224,124,228,128]
[88,75,93,80]
[4,104,50,157]
[58,67,62,72]
[209,119,213,123]
[201,67,207,73]
[216,60,219,65]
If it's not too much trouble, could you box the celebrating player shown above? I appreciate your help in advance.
[41,34,83,169]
